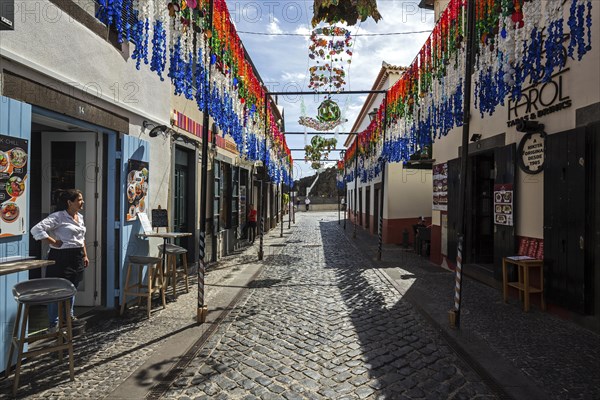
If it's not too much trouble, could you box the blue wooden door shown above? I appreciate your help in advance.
[0,96,32,370]
[118,135,150,305]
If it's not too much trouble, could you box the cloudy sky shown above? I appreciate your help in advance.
[226,0,435,180]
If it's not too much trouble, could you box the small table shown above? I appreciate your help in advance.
[137,232,192,271]
[0,259,56,277]
[502,256,545,312]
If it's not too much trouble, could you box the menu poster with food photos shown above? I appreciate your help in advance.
[494,183,513,226]
[432,163,448,211]
[126,159,149,221]
[0,135,28,236]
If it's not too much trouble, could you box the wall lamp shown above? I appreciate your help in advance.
[143,121,169,138]
[470,133,482,142]
[516,120,545,133]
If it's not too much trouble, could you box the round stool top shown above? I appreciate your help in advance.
[128,255,162,265]
[158,243,187,255]
[12,278,76,305]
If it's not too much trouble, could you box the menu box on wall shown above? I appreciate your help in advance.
[126,159,149,221]
[0,134,28,236]
[432,162,448,211]
[494,183,513,226]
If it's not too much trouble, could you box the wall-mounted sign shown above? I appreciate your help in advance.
[126,159,149,221]
[507,68,571,128]
[432,162,448,211]
[518,132,546,174]
[494,184,513,226]
[0,134,27,236]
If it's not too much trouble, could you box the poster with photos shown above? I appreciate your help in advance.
[494,183,513,226]
[432,163,448,211]
[0,134,28,236]
[126,159,149,221]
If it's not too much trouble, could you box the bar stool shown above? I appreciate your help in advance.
[120,255,166,318]
[158,243,189,297]
[5,278,76,396]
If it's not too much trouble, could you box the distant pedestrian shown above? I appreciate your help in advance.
[296,198,300,210]
[247,204,257,243]
[340,197,346,211]
[305,197,311,211]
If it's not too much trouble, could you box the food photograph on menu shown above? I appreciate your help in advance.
[0,135,28,236]
[126,159,149,221]
[493,183,513,226]
[432,163,448,211]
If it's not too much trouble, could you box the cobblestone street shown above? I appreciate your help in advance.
[3,212,599,399]
[162,213,496,399]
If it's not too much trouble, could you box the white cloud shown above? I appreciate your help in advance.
[266,18,283,35]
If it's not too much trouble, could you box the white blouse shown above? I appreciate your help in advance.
[31,210,86,249]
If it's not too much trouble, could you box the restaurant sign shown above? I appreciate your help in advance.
[518,132,546,174]
[507,69,571,128]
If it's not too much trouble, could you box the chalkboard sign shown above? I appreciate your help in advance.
[151,209,168,228]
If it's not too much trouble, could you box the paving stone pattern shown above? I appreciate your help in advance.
[0,245,262,399]
[163,214,497,399]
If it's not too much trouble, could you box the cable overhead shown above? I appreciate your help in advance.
[237,30,432,37]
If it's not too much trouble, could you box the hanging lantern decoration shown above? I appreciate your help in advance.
[308,25,353,92]
[317,98,342,122]
[304,135,338,170]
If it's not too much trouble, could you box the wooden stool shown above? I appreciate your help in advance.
[158,244,189,297]
[503,256,545,312]
[5,278,76,396]
[120,256,166,318]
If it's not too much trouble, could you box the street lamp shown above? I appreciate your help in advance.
[368,108,378,122]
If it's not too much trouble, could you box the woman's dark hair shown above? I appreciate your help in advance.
[54,189,82,211]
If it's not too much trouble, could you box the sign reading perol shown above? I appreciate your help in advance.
[518,132,546,174]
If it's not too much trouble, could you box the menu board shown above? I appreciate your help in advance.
[432,163,448,211]
[0,135,28,236]
[494,183,513,226]
[126,159,149,221]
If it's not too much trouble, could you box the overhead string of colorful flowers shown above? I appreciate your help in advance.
[339,0,593,183]
[95,0,293,186]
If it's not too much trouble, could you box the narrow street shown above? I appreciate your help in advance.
[3,212,599,399]
[160,212,496,399]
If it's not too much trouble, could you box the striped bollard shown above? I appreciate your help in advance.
[197,231,208,322]
[450,236,463,328]
[377,213,383,260]
[258,216,264,260]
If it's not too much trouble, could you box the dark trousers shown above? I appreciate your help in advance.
[247,221,257,242]
[46,248,85,326]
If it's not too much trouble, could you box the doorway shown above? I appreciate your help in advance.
[467,152,495,266]
[358,188,363,226]
[374,185,380,235]
[365,187,371,230]
[40,132,102,307]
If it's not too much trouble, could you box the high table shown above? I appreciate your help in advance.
[0,259,56,276]
[502,256,545,312]
[137,232,193,272]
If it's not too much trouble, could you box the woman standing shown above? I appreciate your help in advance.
[31,189,89,331]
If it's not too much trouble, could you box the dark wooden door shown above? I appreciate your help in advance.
[493,144,517,280]
[365,187,371,229]
[446,158,461,264]
[544,128,587,313]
